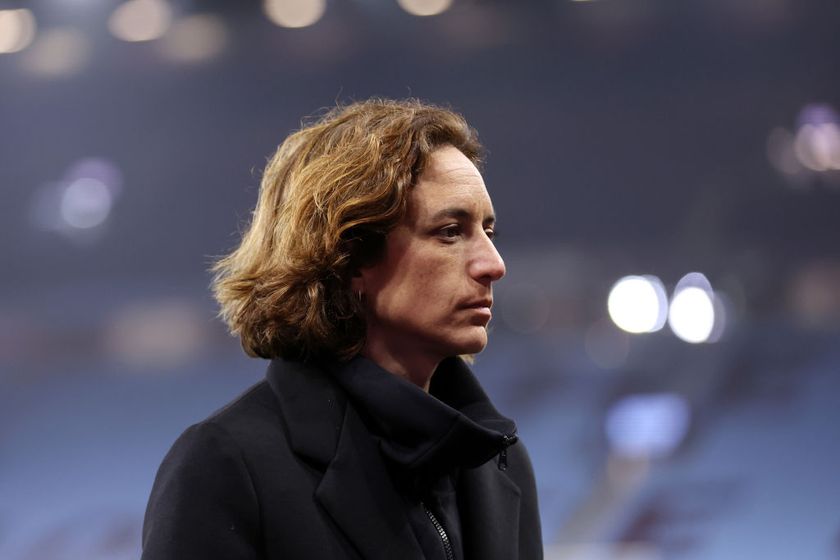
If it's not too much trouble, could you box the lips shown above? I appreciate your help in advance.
[463,298,493,309]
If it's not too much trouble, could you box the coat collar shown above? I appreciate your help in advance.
[331,356,518,485]
[266,358,523,560]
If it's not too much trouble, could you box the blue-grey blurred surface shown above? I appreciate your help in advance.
[2,1,839,559]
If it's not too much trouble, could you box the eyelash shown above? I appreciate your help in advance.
[438,225,461,240]
[438,225,497,241]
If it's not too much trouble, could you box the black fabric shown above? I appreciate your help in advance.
[332,356,517,479]
[331,355,518,560]
[141,358,543,560]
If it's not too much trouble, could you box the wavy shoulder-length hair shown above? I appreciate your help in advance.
[212,99,483,362]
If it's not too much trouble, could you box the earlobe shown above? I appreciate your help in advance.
[350,273,365,296]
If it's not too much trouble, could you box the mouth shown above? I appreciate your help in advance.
[463,299,493,310]
[462,299,493,322]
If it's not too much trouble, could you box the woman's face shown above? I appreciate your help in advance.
[355,145,506,366]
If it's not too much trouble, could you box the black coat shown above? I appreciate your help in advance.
[141,358,543,560]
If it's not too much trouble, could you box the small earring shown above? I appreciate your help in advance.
[356,291,364,303]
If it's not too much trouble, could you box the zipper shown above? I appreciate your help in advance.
[498,433,518,471]
[423,502,455,560]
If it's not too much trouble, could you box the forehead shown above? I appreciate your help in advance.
[409,146,494,217]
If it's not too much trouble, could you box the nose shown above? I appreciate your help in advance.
[471,234,506,285]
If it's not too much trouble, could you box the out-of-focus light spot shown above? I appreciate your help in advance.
[263,0,326,28]
[20,27,91,77]
[607,275,668,334]
[158,14,227,63]
[668,272,716,344]
[397,0,453,17]
[0,9,36,54]
[104,299,207,369]
[797,103,839,129]
[584,319,630,369]
[108,0,172,42]
[605,393,690,459]
[790,103,840,173]
[66,157,124,195]
[794,123,840,172]
[707,293,728,343]
[499,283,551,334]
[60,178,113,229]
[30,157,123,238]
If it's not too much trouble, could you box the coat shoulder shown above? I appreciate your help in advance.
[204,379,283,433]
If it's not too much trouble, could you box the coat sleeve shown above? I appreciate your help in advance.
[141,421,263,560]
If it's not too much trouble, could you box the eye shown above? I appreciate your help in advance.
[485,227,497,240]
[438,225,462,239]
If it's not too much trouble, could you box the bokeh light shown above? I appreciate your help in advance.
[397,0,453,17]
[263,0,326,28]
[60,178,113,230]
[66,158,124,195]
[29,158,123,238]
[605,393,691,460]
[0,9,37,54]
[607,275,668,334]
[794,122,840,172]
[158,14,228,63]
[20,27,91,77]
[108,0,173,42]
[104,299,207,369]
[668,273,716,344]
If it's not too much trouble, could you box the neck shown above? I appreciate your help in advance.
[361,337,440,392]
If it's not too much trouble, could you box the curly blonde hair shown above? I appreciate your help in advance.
[212,99,483,361]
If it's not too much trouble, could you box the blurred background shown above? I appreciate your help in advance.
[2,0,840,558]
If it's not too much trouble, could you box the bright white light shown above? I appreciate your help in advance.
[159,14,227,63]
[606,393,690,459]
[20,27,91,77]
[669,286,715,343]
[397,0,453,17]
[0,9,36,54]
[60,178,113,229]
[263,0,326,28]
[607,275,668,334]
[108,0,172,42]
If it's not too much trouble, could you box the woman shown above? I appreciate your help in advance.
[141,99,543,559]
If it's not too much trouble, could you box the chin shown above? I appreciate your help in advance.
[446,328,488,356]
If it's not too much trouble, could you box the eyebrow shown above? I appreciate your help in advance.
[430,207,496,225]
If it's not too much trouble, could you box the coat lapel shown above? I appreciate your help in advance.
[266,359,424,560]
[316,405,425,560]
[458,460,523,560]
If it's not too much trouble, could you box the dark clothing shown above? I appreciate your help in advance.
[141,357,543,560]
